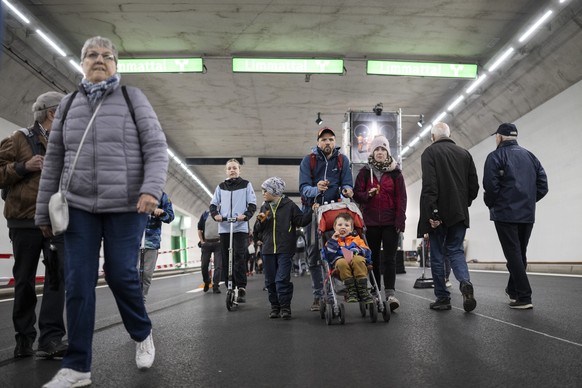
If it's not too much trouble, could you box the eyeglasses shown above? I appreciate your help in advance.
[85,52,116,62]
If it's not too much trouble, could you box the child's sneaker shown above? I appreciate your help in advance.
[269,307,280,319]
[42,368,91,388]
[280,307,292,320]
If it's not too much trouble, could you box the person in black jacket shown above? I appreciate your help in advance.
[483,123,548,310]
[417,122,479,312]
[254,177,313,320]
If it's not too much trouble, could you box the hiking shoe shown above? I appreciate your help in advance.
[37,340,68,359]
[14,335,34,358]
[213,287,221,294]
[509,301,533,310]
[505,288,517,303]
[203,282,210,292]
[236,288,246,303]
[136,331,155,370]
[42,368,91,388]
[310,298,320,311]
[387,295,400,311]
[269,307,280,319]
[460,281,477,312]
[430,297,451,310]
[280,307,292,320]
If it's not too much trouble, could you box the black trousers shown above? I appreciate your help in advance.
[365,225,399,290]
[200,241,222,286]
[219,232,248,289]
[494,221,534,303]
[10,227,65,346]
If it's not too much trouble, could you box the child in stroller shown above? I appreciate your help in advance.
[322,212,373,304]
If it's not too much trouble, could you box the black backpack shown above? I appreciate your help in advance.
[1,86,136,201]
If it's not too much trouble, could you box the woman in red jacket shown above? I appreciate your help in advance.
[353,135,407,311]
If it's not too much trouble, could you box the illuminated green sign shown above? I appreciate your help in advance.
[117,58,203,73]
[367,60,477,79]
[232,58,344,74]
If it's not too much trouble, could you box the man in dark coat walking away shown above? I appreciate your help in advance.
[417,122,479,312]
[483,123,548,310]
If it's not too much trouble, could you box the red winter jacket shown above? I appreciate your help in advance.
[353,166,407,231]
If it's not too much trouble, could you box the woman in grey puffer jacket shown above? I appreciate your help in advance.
[36,36,168,388]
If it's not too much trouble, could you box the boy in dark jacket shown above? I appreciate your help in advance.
[254,177,313,320]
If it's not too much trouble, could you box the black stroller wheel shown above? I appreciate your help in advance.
[319,299,326,319]
[382,301,391,323]
[325,304,333,325]
[359,302,366,317]
[369,302,378,323]
[339,303,346,325]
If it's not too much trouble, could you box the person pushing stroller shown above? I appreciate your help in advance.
[322,213,373,304]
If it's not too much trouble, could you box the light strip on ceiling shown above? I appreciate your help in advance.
[35,29,67,57]
[447,96,465,111]
[167,149,213,199]
[466,74,488,94]
[487,47,515,72]
[519,10,553,43]
[2,0,30,24]
[403,0,562,158]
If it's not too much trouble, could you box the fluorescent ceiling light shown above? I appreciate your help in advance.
[68,59,84,74]
[2,0,30,24]
[487,47,515,72]
[409,136,421,147]
[466,73,488,94]
[519,10,554,43]
[432,111,447,126]
[167,149,213,198]
[401,146,410,156]
[447,95,465,111]
[36,29,67,57]
[419,124,433,138]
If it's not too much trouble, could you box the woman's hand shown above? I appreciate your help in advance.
[137,194,158,214]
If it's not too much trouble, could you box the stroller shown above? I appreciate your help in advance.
[316,201,390,325]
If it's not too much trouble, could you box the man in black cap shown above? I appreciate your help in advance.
[0,91,68,358]
[299,126,354,311]
[483,123,548,310]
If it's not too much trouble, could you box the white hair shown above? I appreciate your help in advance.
[431,122,451,140]
[81,36,118,63]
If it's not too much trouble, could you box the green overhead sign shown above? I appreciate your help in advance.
[367,60,477,79]
[232,58,344,74]
[117,58,203,73]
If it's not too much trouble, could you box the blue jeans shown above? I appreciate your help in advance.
[429,222,471,299]
[263,253,294,308]
[62,208,152,372]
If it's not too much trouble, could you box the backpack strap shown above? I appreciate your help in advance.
[17,128,41,156]
[121,85,137,126]
[60,91,78,124]
[310,151,344,180]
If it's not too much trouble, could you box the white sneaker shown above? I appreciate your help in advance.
[42,368,91,388]
[136,331,155,369]
[387,295,400,311]
[445,279,453,288]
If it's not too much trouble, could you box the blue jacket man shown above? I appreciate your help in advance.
[483,123,548,309]
[141,192,175,300]
[299,127,353,311]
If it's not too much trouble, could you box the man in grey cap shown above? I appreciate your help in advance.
[483,123,548,310]
[0,91,68,358]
